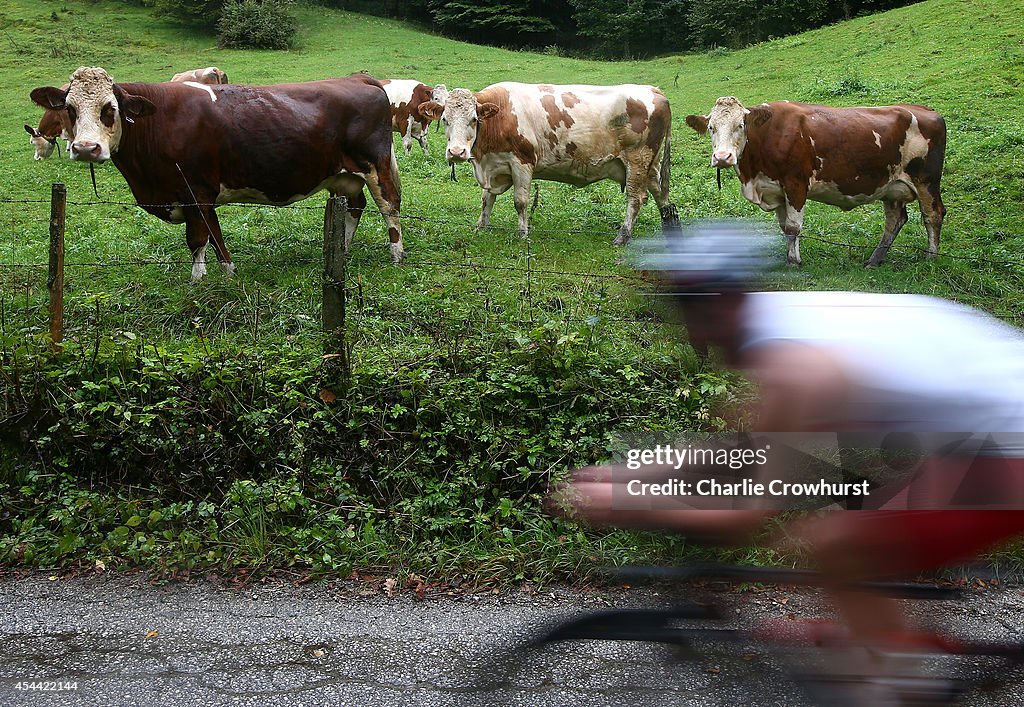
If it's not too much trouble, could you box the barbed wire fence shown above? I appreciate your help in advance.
[0,184,678,374]
[2,183,1023,369]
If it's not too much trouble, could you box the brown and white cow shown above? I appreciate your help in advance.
[686,97,946,266]
[25,85,70,160]
[31,67,403,279]
[170,66,229,85]
[380,79,434,155]
[418,82,678,243]
[26,68,226,161]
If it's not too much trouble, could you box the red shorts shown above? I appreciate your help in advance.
[824,510,1024,577]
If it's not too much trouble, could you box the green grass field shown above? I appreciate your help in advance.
[3,0,1023,335]
[2,0,1024,579]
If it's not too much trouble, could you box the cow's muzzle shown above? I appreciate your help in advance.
[711,152,736,168]
[446,147,470,163]
[71,140,105,162]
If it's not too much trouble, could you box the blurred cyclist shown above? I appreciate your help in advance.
[558,220,1024,701]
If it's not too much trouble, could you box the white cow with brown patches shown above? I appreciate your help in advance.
[419,82,678,243]
[170,67,229,85]
[686,96,946,266]
[380,79,435,155]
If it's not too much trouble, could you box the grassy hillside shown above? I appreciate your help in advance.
[1,0,1023,578]
[3,0,1022,317]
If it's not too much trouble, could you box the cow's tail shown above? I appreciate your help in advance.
[659,132,671,200]
[658,132,680,228]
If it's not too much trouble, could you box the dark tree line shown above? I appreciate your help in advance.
[323,0,922,59]
[139,0,924,58]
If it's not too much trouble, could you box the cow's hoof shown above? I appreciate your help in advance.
[390,244,405,264]
[613,231,630,246]
[864,261,882,269]
[516,229,529,240]
[785,260,802,268]
[660,204,680,228]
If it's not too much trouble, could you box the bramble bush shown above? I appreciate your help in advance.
[0,324,740,579]
[217,0,297,50]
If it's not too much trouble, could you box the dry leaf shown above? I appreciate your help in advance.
[319,388,337,404]
[145,630,159,639]
[384,578,397,597]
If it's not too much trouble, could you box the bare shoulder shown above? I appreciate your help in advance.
[744,341,851,431]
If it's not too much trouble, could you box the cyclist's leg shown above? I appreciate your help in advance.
[807,505,1024,646]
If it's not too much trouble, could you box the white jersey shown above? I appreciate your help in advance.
[740,291,1024,450]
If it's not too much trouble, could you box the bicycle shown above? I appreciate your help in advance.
[464,564,1024,706]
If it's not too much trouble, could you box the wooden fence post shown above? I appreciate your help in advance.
[47,182,66,351]
[322,195,350,379]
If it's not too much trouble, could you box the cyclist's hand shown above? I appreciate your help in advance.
[546,466,617,525]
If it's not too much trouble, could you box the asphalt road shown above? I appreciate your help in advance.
[1,572,1023,706]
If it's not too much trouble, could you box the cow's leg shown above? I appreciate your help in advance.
[412,122,429,155]
[185,206,232,282]
[774,205,806,266]
[477,174,512,230]
[478,189,499,230]
[914,182,945,260]
[332,187,366,252]
[866,200,909,268]
[648,137,679,228]
[778,181,808,266]
[510,163,533,238]
[361,153,404,263]
[647,168,679,229]
[400,118,413,155]
[616,153,653,246]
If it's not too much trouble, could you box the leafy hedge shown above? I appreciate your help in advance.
[217,0,298,50]
[0,325,739,579]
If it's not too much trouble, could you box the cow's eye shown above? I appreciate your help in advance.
[66,105,77,122]
[100,103,115,127]
[470,118,478,126]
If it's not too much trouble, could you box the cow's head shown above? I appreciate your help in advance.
[30,66,155,163]
[24,124,57,160]
[206,67,229,84]
[430,83,449,106]
[418,88,498,163]
[686,97,772,168]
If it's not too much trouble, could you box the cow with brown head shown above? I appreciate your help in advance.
[687,96,946,267]
[31,66,405,279]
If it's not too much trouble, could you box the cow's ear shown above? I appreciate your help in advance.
[685,114,709,134]
[122,93,157,119]
[746,107,772,128]
[476,102,499,120]
[417,100,444,121]
[30,87,67,110]
[25,124,40,136]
